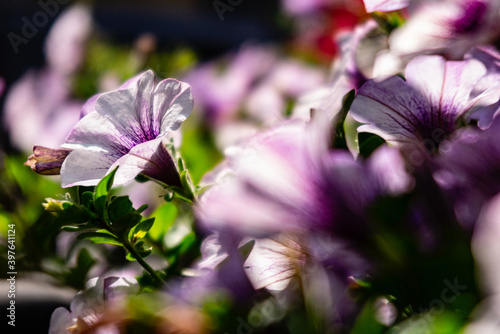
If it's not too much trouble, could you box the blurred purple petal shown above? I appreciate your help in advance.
[390,0,500,59]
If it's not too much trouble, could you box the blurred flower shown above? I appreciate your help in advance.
[466,46,500,129]
[362,0,409,13]
[307,19,389,122]
[57,70,192,188]
[463,194,500,333]
[44,4,92,76]
[350,55,499,152]
[186,232,256,302]
[389,0,500,59]
[49,276,137,334]
[244,59,326,125]
[288,1,368,62]
[436,117,500,226]
[183,45,276,126]
[196,113,411,240]
[4,69,83,152]
[282,0,339,15]
[3,4,92,152]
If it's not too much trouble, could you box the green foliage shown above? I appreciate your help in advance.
[44,167,165,284]
[331,89,356,150]
[357,132,386,158]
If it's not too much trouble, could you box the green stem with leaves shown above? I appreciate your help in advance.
[122,239,164,286]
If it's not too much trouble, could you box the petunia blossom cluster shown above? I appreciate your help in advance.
[20,0,500,333]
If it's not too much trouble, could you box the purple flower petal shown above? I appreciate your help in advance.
[55,71,193,187]
[350,55,488,148]
[108,138,181,187]
[154,79,193,133]
[61,148,120,187]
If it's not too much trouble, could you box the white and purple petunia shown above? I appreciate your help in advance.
[59,70,193,188]
[389,0,500,59]
[349,54,500,151]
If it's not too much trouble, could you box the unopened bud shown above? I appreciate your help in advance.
[42,197,70,212]
[25,146,72,175]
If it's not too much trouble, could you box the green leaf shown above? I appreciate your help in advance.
[94,167,118,200]
[108,196,133,223]
[358,132,386,159]
[64,248,97,290]
[136,204,149,214]
[350,297,387,334]
[133,218,155,240]
[77,231,122,246]
[147,203,178,241]
[61,225,93,232]
[80,191,94,208]
[56,203,90,225]
[113,212,143,236]
[179,170,195,200]
[93,196,107,219]
[178,232,197,255]
[332,89,355,150]
[126,241,152,261]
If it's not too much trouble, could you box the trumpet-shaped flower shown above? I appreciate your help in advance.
[349,55,499,151]
[56,70,193,187]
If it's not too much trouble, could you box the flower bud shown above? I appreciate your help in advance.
[25,146,72,175]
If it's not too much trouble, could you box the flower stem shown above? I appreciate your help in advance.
[123,240,164,286]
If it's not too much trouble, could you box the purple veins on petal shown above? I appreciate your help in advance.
[56,70,193,188]
[350,55,488,151]
[451,0,487,34]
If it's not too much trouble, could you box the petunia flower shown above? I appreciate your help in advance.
[389,0,500,59]
[54,70,193,188]
[435,117,500,226]
[466,46,500,129]
[196,114,412,240]
[349,55,499,154]
[3,4,92,152]
[464,194,500,333]
[49,276,137,334]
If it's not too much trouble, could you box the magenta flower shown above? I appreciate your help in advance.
[58,70,193,187]
[349,55,499,152]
